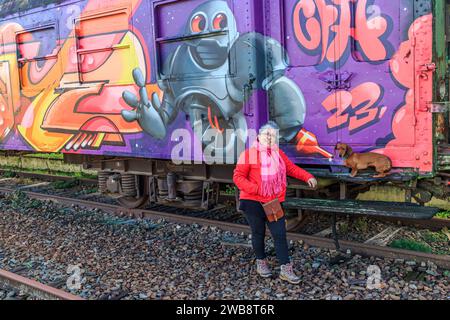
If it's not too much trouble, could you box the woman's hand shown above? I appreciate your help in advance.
[307,178,318,189]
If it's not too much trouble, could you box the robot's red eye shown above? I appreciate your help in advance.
[213,13,228,30]
[191,14,206,33]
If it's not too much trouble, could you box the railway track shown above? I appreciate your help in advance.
[1,170,449,229]
[0,268,83,300]
[0,169,97,185]
[0,181,449,269]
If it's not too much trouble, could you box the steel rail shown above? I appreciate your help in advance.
[1,170,448,230]
[0,269,84,300]
[375,216,450,231]
[0,187,449,269]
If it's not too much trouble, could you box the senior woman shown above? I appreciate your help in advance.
[233,121,317,284]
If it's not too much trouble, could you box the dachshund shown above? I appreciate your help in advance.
[335,143,392,178]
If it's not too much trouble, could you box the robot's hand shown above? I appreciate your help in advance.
[268,76,306,143]
[121,68,167,139]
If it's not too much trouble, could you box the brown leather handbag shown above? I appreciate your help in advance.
[261,198,284,222]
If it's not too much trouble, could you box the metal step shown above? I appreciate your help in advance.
[306,169,418,183]
[437,144,450,154]
[283,198,440,220]
[437,144,450,171]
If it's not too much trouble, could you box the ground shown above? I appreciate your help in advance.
[0,193,448,300]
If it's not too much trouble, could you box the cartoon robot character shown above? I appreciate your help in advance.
[122,0,332,159]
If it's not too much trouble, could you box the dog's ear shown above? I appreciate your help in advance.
[345,145,353,157]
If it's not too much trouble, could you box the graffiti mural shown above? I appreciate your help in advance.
[121,0,331,159]
[0,0,151,152]
[292,0,393,66]
[0,0,436,172]
[321,82,387,134]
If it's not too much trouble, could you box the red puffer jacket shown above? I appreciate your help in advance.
[233,147,314,203]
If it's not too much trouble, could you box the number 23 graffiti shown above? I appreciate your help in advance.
[322,82,387,134]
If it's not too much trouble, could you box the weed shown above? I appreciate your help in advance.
[339,222,349,234]
[422,230,448,243]
[389,238,433,254]
[28,198,42,209]
[79,188,98,195]
[2,171,16,178]
[5,191,28,210]
[225,184,236,196]
[24,153,64,160]
[353,217,369,233]
[51,179,80,190]
[436,211,450,220]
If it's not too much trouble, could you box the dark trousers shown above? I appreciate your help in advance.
[239,199,290,265]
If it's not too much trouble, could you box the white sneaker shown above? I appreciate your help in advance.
[280,263,301,284]
[256,259,272,278]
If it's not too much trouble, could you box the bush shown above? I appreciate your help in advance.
[389,238,433,254]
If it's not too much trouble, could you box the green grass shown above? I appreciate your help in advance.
[389,238,433,254]
[435,210,450,219]
[24,153,64,160]
[353,217,369,233]
[422,230,448,243]
[51,179,81,190]
[224,184,236,196]
[1,170,16,178]
[79,188,98,195]
[0,166,97,180]
[339,222,349,234]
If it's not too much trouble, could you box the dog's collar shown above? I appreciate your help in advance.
[343,151,353,160]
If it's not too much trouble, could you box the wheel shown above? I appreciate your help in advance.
[117,196,149,209]
[117,174,148,209]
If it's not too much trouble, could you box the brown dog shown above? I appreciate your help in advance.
[335,143,392,178]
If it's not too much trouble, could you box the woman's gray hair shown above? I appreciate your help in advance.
[259,121,280,134]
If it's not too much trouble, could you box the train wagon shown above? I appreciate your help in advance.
[0,0,449,212]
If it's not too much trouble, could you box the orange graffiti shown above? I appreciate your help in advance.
[0,23,24,141]
[8,0,156,152]
[207,106,224,133]
[353,0,388,61]
[374,14,434,172]
[293,0,389,64]
[0,0,152,152]
[322,82,387,133]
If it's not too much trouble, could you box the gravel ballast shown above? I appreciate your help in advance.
[0,192,448,300]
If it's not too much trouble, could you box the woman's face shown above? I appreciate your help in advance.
[259,128,278,147]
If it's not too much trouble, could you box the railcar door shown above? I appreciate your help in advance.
[266,0,340,164]
[0,60,15,141]
[269,0,431,169]
[335,0,417,152]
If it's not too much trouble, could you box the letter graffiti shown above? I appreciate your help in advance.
[292,0,391,65]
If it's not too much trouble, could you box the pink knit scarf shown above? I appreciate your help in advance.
[254,140,286,197]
